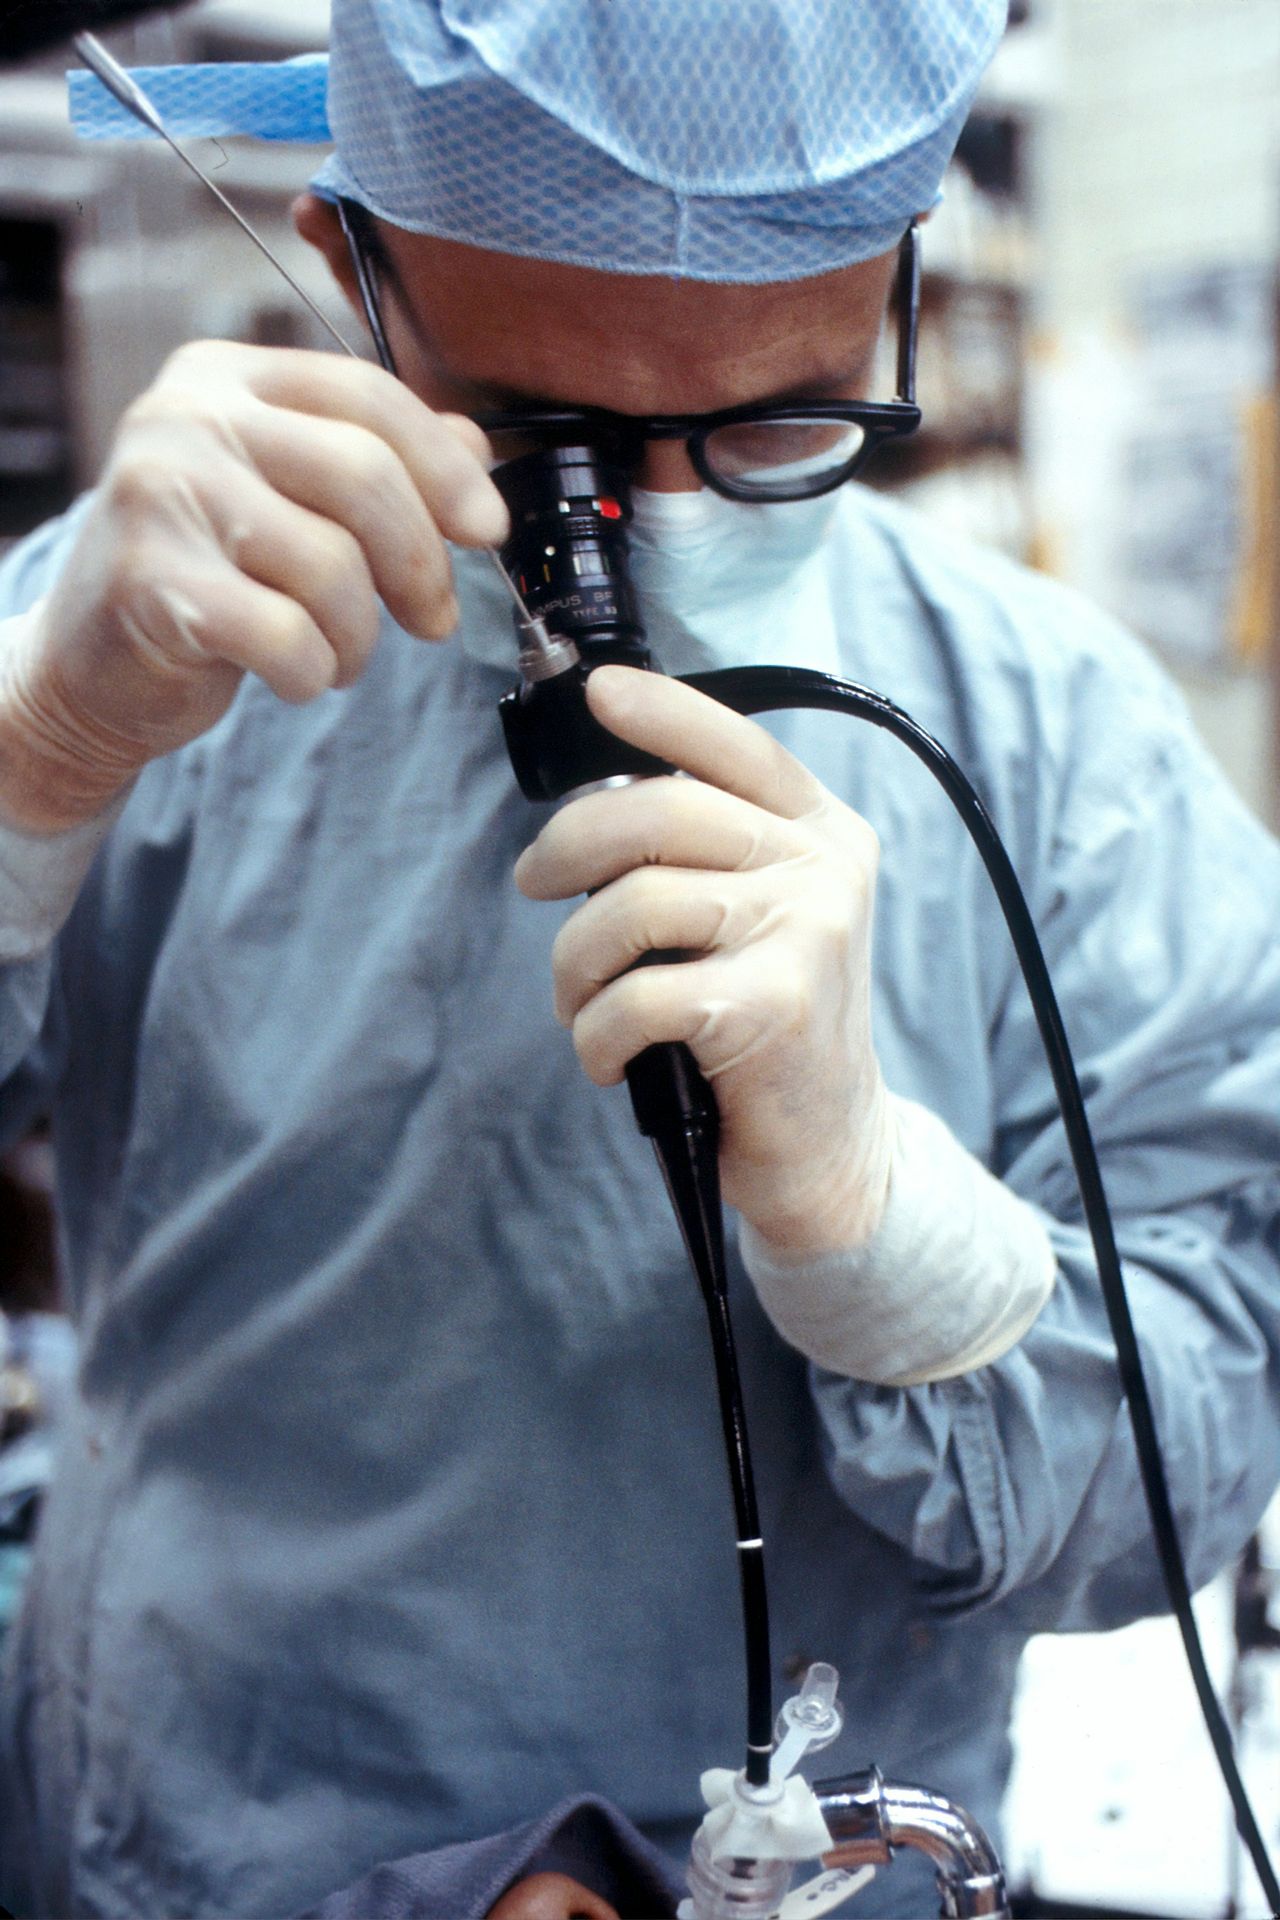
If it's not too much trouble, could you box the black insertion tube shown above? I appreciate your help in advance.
[629,1041,774,1785]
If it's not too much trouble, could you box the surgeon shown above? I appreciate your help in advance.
[0,1,1278,1915]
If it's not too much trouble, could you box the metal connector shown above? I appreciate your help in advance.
[814,1769,1009,1919]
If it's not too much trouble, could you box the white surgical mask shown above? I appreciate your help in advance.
[626,485,842,677]
[449,482,843,679]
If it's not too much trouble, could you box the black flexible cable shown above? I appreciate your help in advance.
[682,662,1280,1911]
[626,1023,775,1784]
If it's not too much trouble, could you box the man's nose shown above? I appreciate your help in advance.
[633,436,703,494]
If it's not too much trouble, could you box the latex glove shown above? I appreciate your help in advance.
[514,665,894,1258]
[739,1094,1057,1384]
[0,340,508,834]
[0,614,134,959]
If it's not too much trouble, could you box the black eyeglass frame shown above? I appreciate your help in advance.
[336,198,923,504]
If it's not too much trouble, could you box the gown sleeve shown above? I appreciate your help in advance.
[812,604,1280,1633]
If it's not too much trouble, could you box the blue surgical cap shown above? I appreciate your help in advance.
[314,0,1007,283]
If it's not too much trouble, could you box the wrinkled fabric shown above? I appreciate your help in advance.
[313,0,1007,280]
[0,487,1278,1918]
[295,1795,682,1920]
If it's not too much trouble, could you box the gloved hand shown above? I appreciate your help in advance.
[516,664,1058,1383]
[0,340,508,834]
[514,664,895,1258]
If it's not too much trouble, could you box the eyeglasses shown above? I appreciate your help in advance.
[338,199,922,504]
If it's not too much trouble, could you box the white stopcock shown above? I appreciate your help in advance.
[679,1663,876,1920]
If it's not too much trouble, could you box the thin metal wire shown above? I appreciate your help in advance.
[73,33,360,358]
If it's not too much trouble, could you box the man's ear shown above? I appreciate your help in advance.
[292,191,360,307]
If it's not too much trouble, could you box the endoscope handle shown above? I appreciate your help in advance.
[498,659,720,1146]
[624,990,719,1145]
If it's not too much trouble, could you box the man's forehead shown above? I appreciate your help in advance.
[378,225,898,413]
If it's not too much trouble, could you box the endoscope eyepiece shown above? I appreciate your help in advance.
[493,441,671,801]
[491,443,651,667]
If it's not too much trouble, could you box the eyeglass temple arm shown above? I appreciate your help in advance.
[895,222,921,407]
[337,199,398,376]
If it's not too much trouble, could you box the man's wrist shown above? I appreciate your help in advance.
[0,788,130,961]
[738,1093,1057,1385]
[0,602,140,833]
[731,1080,896,1259]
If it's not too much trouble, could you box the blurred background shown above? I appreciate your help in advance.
[0,1,1279,1913]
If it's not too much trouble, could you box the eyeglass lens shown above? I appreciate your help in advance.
[700,417,868,491]
[484,415,870,499]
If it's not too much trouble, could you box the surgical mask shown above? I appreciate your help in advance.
[625,485,843,677]
[451,481,843,679]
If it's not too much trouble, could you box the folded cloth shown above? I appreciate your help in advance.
[294,1795,684,1920]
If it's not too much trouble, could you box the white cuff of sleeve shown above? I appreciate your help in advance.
[0,604,128,962]
[738,1094,1057,1386]
[0,804,123,961]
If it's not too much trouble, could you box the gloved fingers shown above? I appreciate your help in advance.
[514,775,811,901]
[105,371,456,663]
[213,342,510,546]
[6,346,505,831]
[225,402,460,641]
[121,556,342,705]
[549,861,815,1025]
[184,468,382,688]
[584,663,829,819]
[568,945,802,1087]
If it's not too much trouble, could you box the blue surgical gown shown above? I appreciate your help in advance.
[0,487,1278,1919]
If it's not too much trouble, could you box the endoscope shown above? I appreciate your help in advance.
[494,447,779,1818]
